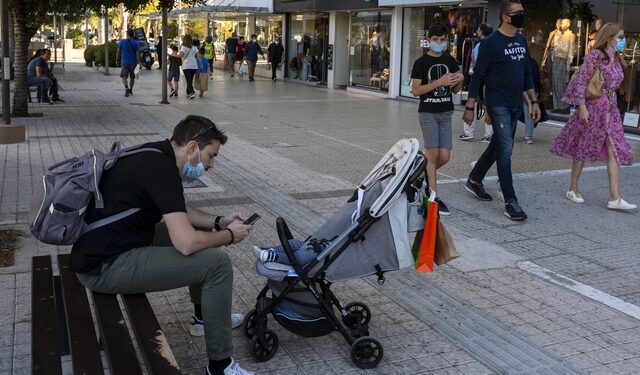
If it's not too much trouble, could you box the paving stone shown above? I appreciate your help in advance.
[584,348,624,365]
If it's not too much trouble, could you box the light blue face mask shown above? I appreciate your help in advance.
[182,151,205,179]
[430,41,448,53]
[615,37,626,52]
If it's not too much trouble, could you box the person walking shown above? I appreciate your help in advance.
[203,35,217,79]
[156,36,163,70]
[459,23,494,142]
[115,29,141,97]
[179,34,199,99]
[549,23,635,211]
[225,33,238,77]
[195,47,209,98]
[521,55,543,144]
[167,45,181,98]
[245,34,265,82]
[463,0,541,221]
[411,23,464,216]
[267,36,285,81]
[236,36,246,77]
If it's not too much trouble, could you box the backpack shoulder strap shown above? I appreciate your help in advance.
[85,208,141,232]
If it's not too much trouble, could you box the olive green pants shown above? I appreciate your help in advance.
[76,223,233,360]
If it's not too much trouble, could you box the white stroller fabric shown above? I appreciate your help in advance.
[256,138,424,282]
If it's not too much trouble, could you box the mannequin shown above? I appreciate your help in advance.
[541,18,562,69]
[586,18,603,54]
[543,18,575,113]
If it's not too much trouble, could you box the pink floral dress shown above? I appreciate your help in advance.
[549,48,633,166]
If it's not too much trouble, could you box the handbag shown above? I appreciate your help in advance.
[586,59,604,100]
[434,221,460,265]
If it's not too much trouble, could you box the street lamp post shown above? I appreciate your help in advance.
[160,7,169,104]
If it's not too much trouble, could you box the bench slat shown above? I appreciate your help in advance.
[57,254,104,375]
[122,294,181,375]
[91,292,143,375]
[32,256,62,375]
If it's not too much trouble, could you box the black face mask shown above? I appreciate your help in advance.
[509,12,526,29]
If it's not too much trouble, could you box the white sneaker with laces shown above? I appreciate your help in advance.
[190,313,245,336]
[207,358,256,375]
[607,198,637,211]
[566,190,585,203]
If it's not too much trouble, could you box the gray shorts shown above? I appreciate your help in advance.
[419,111,453,149]
[120,64,136,79]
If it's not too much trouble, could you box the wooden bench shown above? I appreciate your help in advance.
[32,254,182,375]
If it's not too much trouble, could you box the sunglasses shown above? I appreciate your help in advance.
[192,125,215,140]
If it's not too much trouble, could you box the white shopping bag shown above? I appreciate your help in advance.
[238,62,248,76]
[134,64,141,79]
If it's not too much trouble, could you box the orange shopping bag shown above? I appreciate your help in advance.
[411,196,438,272]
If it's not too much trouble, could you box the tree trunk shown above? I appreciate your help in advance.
[11,8,29,116]
[8,12,15,67]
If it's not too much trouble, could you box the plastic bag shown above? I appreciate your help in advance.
[134,64,141,79]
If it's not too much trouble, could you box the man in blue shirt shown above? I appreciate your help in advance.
[27,49,63,104]
[244,34,265,82]
[462,0,540,221]
[115,29,141,97]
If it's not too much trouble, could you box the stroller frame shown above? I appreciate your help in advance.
[243,143,426,369]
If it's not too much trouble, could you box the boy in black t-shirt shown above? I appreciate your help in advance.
[167,45,181,97]
[411,23,464,216]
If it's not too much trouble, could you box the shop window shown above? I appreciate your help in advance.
[349,11,392,92]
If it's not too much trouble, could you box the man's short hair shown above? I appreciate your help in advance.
[171,115,228,149]
[251,34,257,39]
[499,0,522,24]
[170,44,179,51]
[127,29,134,38]
[428,23,449,38]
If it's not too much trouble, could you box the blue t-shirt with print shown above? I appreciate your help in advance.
[118,37,140,65]
[467,31,533,108]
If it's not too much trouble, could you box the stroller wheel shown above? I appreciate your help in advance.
[342,302,371,329]
[250,329,279,362]
[242,309,258,338]
[350,336,383,369]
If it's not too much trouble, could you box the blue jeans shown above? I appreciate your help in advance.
[522,102,534,137]
[265,239,318,266]
[28,77,50,101]
[469,106,523,204]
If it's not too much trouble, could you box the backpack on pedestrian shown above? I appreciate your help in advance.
[28,142,160,245]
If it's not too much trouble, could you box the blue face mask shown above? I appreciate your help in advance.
[430,41,448,53]
[182,151,205,179]
[615,37,626,52]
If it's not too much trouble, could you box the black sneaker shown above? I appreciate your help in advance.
[128,89,133,96]
[124,88,130,97]
[465,179,493,201]
[504,202,527,221]
[435,198,450,216]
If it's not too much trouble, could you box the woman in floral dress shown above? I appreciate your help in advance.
[549,23,636,211]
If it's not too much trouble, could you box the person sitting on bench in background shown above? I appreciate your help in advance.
[27,49,64,104]
[71,115,257,375]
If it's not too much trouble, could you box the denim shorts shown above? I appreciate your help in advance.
[167,70,180,82]
[120,64,136,79]
[419,111,453,149]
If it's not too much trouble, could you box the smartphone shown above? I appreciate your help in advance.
[243,213,261,225]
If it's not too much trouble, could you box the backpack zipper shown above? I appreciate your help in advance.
[32,176,47,227]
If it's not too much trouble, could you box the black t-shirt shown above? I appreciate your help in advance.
[70,139,187,273]
[226,38,238,53]
[411,53,460,113]
[168,55,181,74]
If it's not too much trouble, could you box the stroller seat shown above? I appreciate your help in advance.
[243,139,427,369]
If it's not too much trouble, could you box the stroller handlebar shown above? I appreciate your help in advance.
[276,217,302,271]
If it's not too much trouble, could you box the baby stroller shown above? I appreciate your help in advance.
[242,139,426,368]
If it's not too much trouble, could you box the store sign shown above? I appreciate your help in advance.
[327,44,333,70]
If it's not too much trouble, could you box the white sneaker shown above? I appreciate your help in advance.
[206,358,256,375]
[251,246,278,263]
[190,313,245,336]
[607,198,637,211]
[566,190,585,203]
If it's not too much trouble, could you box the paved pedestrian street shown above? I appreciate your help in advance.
[1,64,640,374]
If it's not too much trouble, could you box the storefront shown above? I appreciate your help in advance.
[397,4,485,98]
[275,0,382,86]
[349,11,393,92]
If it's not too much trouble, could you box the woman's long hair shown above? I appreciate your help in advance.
[592,22,624,65]
[182,34,193,48]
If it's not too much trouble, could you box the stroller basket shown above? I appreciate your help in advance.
[270,280,334,337]
[243,139,426,369]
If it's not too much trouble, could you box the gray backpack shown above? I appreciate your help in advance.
[28,142,161,245]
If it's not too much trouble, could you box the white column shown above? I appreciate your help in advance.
[328,12,349,89]
[387,6,403,98]
[247,16,256,37]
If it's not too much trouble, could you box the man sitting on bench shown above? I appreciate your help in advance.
[27,48,64,104]
[71,115,256,375]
